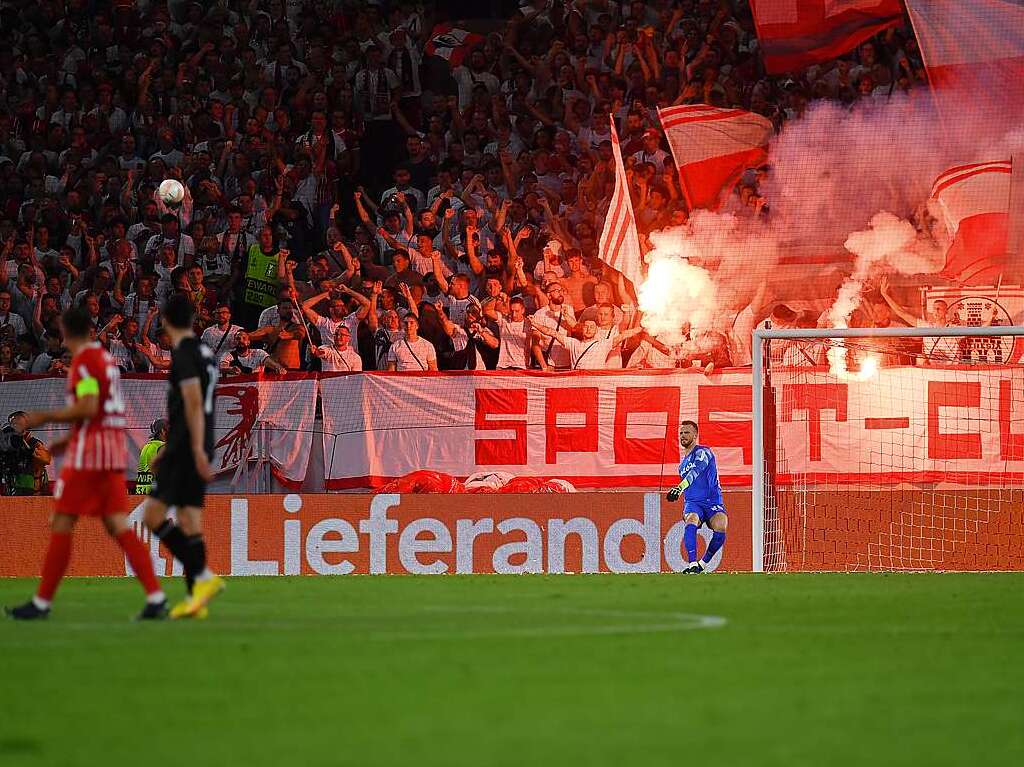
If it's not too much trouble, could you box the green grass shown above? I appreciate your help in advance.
[2,574,1023,767]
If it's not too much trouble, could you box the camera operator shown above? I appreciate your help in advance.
[0,411,52,495]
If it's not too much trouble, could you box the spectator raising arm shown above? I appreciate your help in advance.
[396,282,419,318]
[464,224,485,276]
[430,251,450,295]
[879,276,925,327]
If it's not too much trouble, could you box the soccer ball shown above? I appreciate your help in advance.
[158,179,185,207]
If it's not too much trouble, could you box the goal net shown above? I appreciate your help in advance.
[752,325,1024,572]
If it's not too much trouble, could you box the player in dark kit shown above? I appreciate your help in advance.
[6,307,167,620]
[141,293,225,619]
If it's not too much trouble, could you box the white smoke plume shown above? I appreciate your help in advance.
[638,213,779,345]
[637,90,1024,342]
[827,211,941,327]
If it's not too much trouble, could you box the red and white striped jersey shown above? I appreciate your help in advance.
[66,343,128,471]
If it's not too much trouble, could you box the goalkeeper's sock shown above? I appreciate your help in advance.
[684,523,698,563]
[702,530,727,564]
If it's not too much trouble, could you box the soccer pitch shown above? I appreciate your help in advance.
[2,574,1022,767]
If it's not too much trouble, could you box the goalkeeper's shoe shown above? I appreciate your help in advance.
[683,561,704,574]
[136,599,169,621]
[5,600,50,620]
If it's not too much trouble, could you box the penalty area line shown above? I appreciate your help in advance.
[353,605,728,642]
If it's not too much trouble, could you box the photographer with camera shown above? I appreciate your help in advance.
[0,411,51,495]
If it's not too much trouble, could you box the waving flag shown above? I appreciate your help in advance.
[905,0,1024,122]
[750,0,903,74]
[930,161,1011,285]
[425,23,487,67]
[658,105,773,211]
[598,116,645,291]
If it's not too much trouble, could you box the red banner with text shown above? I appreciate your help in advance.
[319,367,1024,489]
[320,370,754,490]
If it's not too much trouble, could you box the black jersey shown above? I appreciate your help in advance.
[166,336,219,457]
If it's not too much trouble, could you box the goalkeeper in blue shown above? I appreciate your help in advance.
[666,420,728,574]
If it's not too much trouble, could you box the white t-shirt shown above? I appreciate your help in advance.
[257,305,281,329]
[386,336,437,370]
[630,339,678,369]
[0,311,28,338]
[201,324,242,364]
[440,294,481,327]
[318,345,363,372]
[558,335,618,370]
[530,305,576,368]
[533,258,567,282]
[4,260,45,286]
[122,293,160,333]
[409,249,450,278]
[144,233,195,263]
[496,318,531,369]
[310,309,361,345]
[106,337,135,370]
[144,342,172,371]
[631,148,669,168]
[223,348,271,373]
[453,67,500,109]
[917,319,960,363]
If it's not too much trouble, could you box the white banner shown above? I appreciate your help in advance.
[773,365,1024,482]
[0,375,318,486]
[319,367,1024,489]
[4,366,1021,492]
[320,370,755,490]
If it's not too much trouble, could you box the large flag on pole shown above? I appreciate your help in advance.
[657,105,773,211]
[905,0,1024,122]
[750,0,903,74]
[930,161,1011,285]
[598,116,645,292]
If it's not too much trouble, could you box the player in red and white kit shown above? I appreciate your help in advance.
[5,307,167,620]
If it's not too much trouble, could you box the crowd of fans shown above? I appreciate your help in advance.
[0,0,930,376]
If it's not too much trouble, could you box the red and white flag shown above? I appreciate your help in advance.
[657,105,773,211]
[905,0,1024,122]
[424,24,485,67]
[598,116,645,291]
[930,161,1011,285]
[750,0,903,74]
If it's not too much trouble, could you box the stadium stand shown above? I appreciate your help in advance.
[0,0,933,377]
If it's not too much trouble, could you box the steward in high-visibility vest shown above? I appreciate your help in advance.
[135,418,168,495]
[233,227,284,328]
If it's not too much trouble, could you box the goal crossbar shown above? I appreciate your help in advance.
[751,325,1024,571]
[754,326,1024,340]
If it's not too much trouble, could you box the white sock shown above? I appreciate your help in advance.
[32,596,51,610]
[146,591,166,604]
[194,569,214,583]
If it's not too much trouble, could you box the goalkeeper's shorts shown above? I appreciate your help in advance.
[683,501,727,525]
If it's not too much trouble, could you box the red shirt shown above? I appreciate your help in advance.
[66,343,128,471]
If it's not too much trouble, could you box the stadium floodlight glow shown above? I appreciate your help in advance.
[752,324,1024,573]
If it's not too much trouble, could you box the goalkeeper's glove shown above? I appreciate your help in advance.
[666,479,690,502]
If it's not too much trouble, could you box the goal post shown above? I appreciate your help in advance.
[752,325,1024,572]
